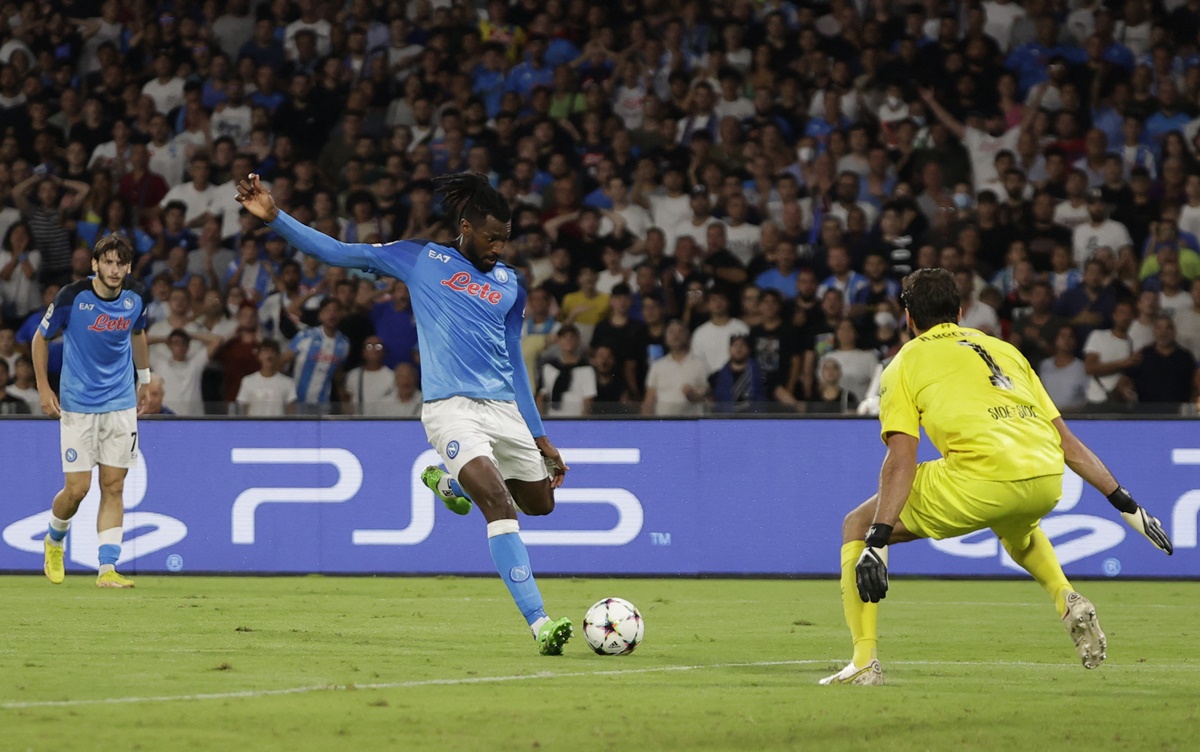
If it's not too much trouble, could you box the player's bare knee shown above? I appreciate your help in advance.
[63,479,91,505]
[522,493,554,516]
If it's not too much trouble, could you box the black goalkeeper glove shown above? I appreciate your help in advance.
[1107,487,1173,556]
[856,524,892,603]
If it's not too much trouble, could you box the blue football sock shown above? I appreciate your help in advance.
[47,515,70,542]
[97,528,122,569]
[487,520,547,627]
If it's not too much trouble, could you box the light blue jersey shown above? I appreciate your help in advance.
[269,211,545,438]
[289,326,351,404]
[38,278,150,413]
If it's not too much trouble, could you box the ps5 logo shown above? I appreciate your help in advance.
[230,447,644,547]
[1,449,187,569]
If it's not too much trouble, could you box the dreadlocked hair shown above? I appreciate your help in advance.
[433,172,511,228]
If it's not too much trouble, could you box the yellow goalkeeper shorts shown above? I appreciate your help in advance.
[899,459,1063,548]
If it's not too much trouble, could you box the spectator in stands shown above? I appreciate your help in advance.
[284,297,349,415]
[215,303,264,410]
[140,374,175,416]
[1083,299,1140,408]
[643,320,708,417]
[236,338,297,417]
[590,345,631,415]
[536,325,595,417]
[1129,289,1161,352]
[372,363,422,418]
[801,357,859,414]
[1174,280,1200,359]
[161,155,220,228]
[1039,325,1089,412]
[1128,315,1197,408]
[690,288,749,375]
[1056,258,1117,344]
[824,319,880,403]
[0,328,18,375]
[13,174,88,286]
[345,336,395,416]
[153,329,219,416]
[1010,281,1067,367]
[0,359,30,414]
[226,234,273,304]
[709,333,765,414]
[559,267,609,346]
[370,281,417,369]
[0,221,40,320]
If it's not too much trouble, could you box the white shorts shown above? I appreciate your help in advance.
[422,396,548,482]
[60,408,139,473]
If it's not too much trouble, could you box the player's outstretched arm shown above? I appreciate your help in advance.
[1052,417,1173,555]
[235,174,419,280]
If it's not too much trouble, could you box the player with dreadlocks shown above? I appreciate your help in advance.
[236,171,574,655]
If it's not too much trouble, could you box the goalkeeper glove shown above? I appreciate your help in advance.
[1107,486,1173,556]
[856,524,892,603]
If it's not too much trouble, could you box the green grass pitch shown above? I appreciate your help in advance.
[1,576,1197,751]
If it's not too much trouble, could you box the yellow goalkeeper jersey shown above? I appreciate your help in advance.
[878,323,1065,481]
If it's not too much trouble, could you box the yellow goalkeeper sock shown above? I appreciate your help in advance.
[840,541,878,666]
[1001,527,1074,615]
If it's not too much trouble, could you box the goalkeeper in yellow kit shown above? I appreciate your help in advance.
[822,268,1174,686]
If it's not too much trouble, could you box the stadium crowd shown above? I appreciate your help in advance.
[1,0,1200,417]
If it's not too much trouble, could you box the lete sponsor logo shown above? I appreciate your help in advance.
[87,314,133,332]
[440,272,504,304]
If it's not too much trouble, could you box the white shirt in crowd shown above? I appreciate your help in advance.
[1052,201,1090,231]
[141,76,186,114]
[724,221,761,267]
[538,361,597,417]
[1083,328,1133,403]
[148,140,188,188]
[648,194,693,251]
[161,181,221,225]
[1038,356,1088,410]
[1161,289,1192,316]
[152,350,209,416]
[962,126,1021,193]
[601,203,653,241]
[1128,319,1154,352]
[1173,306,1200,359]
[211,104,253,147]
[1072,219,1132,269]
[960,301,1001,336]
[0,248,41,316]
[690,318,751,374]
[345,365,396,416]
[147,319,204,362]
[825,350,880,402]
[645,353,709,416]
[236,371,298,417]
[1179,204,1200,242]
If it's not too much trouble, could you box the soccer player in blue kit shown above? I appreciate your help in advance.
[236,172,575,654]
[34,235,153,588]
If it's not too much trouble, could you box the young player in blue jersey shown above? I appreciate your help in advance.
[33,235,153,588]
[236,171,575,655]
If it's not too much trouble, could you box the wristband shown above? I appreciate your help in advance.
[1106,486,1138,514]
[865,523,894,549]
[137,368,151,385]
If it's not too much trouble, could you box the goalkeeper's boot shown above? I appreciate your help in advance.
[422,466,472,516]
[43,536,65,584]
[96,570,135,589]
[819,659,884,686]
[1062,591,1106,669]
[537,617,573,656]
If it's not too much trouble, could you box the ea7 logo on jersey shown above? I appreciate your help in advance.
[428,249,452,263]
[441,271,503,304]
[87,314,133,332]
[78,302,95,310]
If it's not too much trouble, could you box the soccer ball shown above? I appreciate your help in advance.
[583,597,645,655]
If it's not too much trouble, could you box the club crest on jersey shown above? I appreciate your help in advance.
[440,271,503,304]
[494,268,509,283]
[87,314,132,332]
[123,296,134,309]
[446,440,460,459]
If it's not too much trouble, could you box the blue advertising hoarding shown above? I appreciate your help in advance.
[0,419,1196,577]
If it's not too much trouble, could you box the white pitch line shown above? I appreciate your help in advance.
[2,658,1196,710]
